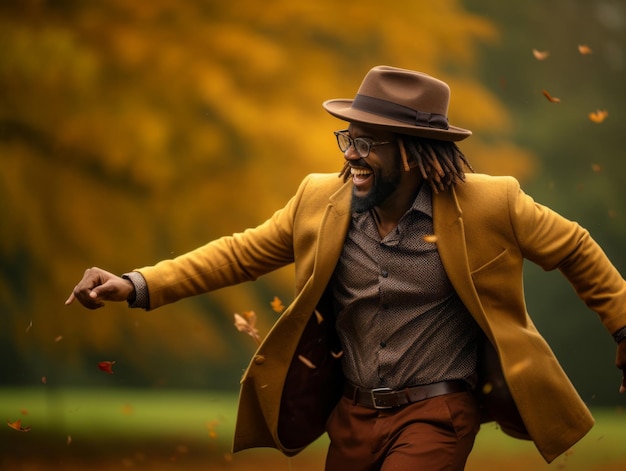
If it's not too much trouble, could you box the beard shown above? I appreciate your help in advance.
[351,164,402,213]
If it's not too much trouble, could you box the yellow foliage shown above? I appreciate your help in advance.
[0,0,531,383]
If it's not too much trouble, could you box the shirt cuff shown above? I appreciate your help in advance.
[121,271,150,309]
[613,325,626,344]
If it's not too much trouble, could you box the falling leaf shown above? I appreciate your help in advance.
[98,361,116,374]
[121,404,134,415]
[297,355,316,369]
[41,376,47,384]
[8,419,31,432]
[20,409,28,415]
[588,109,608,123]
[423,234,437,243]
[578,44,592,55]
[591,163,602,173]
[270,296,285,313]
[482,382,493,395]
[233,311,261,345]
[206,420,220,440]
[542,90,560,103]
[532,49,549,60]
[54,335,63,342]
[67,435,72,446]
[331,350,344,359]
[25,320,33,334]
[314,310,324,324]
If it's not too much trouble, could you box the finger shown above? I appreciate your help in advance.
[65,291,76,305]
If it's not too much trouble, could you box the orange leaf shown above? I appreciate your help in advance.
[314,310,324,324]
[591,163,602,173]
[578,44,593,55]
[588,109,608,123]
[270,296,285,313]
[97,361,116,374]
[542,90,560,103]
[8,419,31,432]
[423,234,437,243]
[532,49,549,60]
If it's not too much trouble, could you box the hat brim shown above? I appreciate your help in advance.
[323,99,471,142]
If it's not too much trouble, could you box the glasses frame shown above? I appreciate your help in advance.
[333,129,392,158]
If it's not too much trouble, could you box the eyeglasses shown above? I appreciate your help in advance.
[333,130,392,158]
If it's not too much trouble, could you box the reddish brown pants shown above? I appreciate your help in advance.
[325,391,480,471]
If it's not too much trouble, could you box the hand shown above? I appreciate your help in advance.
[65,267,135,309]
[617,340,626,394]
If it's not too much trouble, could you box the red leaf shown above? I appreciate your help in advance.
[98,361,116,374]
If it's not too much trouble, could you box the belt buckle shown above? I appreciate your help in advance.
[370,387,394,409]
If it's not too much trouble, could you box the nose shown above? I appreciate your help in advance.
[343,143,360,161]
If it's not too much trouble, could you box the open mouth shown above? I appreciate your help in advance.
[351,166,373,187]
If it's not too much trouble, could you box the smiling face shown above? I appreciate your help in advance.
[343,124,403,212]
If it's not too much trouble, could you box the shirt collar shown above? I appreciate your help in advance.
[351,183,432,227]
[409,183,433,218]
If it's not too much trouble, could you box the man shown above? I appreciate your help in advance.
[67,66,626,470]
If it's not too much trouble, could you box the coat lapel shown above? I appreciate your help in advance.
[311,182,352,291]
[433,187,492,337]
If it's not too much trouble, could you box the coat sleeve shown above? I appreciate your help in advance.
[507,178,626,335]
[136,176,317,309]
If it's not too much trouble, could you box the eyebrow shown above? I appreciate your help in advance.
[347,128,382,140]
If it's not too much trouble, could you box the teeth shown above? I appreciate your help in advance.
[351,167,372,176]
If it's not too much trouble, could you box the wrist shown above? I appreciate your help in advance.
[121,276,136,303]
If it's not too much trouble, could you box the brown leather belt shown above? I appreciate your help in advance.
[344,380,468,410]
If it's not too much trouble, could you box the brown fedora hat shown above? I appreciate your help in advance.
[323,65,471,141]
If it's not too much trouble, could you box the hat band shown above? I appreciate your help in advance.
[352,94,449,130]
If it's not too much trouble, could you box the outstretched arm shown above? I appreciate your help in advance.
[65,267,135,309]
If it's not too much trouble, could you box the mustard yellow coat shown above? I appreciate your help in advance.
[138,173,626,463]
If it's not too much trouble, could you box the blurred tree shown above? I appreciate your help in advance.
[0,0,533,388]
[465,0,626,405]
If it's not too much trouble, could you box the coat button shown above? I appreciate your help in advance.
[254,355,266,365]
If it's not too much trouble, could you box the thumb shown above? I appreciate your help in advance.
[89,278,129,303]
[89,280,115,300]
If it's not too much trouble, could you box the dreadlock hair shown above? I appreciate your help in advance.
[399,136,474,193]
[339,134,474,194]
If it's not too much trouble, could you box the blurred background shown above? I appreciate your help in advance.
[1,0,625,469]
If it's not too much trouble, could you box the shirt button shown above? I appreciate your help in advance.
[381,270,389,278]
[380,341,387,348]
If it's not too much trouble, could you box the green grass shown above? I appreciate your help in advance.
[1,387,241,442]
[1,387,625,470]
